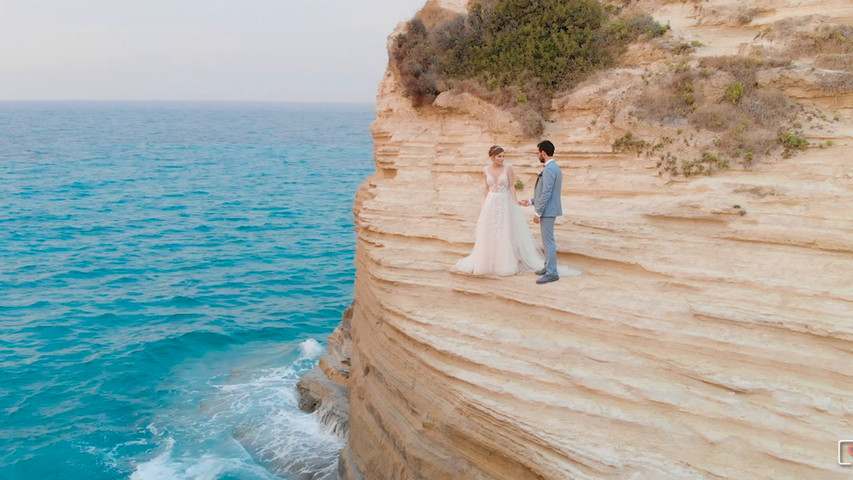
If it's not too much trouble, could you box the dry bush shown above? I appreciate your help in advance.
[714,119,778,167]
[700,85,792,165]
[699,56,789,86]
[691,87,789,166]
[800,24,853,55]
[814,54,853,72]
[445,77,491,99]
[816,72,853,94]
[416,2,463,29]
[736,7,761,25]
[509,106,546,137]
[780,21,853,59]
[635,56,803,174]
[670,66,701,90]
[634,68,700,125]
[391,19,439,106]
[634,86,689,126]
[485,83,549,137]
[445,78,548,137]
[689,103,738,131]
[738,89,792,126]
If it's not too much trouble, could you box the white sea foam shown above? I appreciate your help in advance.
[130,437,273,480]
[215,348,344,479]
[130,342,342,480]
[298,338,324,360]
[130,438,179,480]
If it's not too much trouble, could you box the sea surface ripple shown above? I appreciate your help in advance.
[0,101,375,480]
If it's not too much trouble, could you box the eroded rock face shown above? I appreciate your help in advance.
[310,1,853,478]
[297,305,353,438]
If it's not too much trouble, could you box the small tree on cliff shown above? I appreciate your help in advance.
[391,18,440,106]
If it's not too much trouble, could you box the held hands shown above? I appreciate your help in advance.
[516,199,538,223]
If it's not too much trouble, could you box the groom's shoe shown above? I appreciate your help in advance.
[534,267,547,275]
[536,273,559,284]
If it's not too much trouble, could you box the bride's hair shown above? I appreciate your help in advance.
[488,145,504,157]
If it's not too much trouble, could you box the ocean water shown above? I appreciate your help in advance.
[0,101,376,480]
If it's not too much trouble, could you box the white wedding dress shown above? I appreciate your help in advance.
[453,166,545,276]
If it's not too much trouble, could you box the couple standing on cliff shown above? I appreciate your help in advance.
[453,140,580,284]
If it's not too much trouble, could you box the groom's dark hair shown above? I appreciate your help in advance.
[537,140,555,157]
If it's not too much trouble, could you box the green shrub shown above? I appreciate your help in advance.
[658,151,730,176]
[777,131,809,151]
[391,19,439,106]
[441,0,608,94]
[617,14,668,39]
[390,0,667,136]
[726,82,745,103]
[637,54,802,169]
[612,131,648,154]
[672,42,696,55]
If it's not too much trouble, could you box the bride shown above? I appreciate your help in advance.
[453,145,545,276]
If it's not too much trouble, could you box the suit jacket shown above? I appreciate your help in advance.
[533,160,562,217]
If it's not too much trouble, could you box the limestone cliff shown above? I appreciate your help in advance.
[304,0,853,478]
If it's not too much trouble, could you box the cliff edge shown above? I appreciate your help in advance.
[303,0,853,478]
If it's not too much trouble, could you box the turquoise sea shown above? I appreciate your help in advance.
[0,101,375,480]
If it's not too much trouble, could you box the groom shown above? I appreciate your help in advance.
[520,140,562,284]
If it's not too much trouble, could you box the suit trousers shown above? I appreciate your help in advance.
[539,216,557,275]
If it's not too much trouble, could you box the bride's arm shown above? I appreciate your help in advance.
[483,171,489,198]
[507,165,520,204]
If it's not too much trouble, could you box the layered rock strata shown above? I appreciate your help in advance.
[304,0,853,478]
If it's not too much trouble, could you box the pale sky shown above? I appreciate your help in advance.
[0,0,426,102]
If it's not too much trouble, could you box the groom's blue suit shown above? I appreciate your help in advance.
[533,160,562,276]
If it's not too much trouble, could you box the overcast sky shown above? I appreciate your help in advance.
[0,0,426,102]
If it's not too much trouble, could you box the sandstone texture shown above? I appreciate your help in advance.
[310,0,853,478]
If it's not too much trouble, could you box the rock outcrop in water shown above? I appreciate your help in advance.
[301,0,853,478]
[297,305,353,439]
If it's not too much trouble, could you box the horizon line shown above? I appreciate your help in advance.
[0,99,376,105]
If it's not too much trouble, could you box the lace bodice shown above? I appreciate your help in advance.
[485,166,510,193]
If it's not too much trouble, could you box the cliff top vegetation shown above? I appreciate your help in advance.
[391,0,667,137]
[630,19,852,176]
[392,1,853,176]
